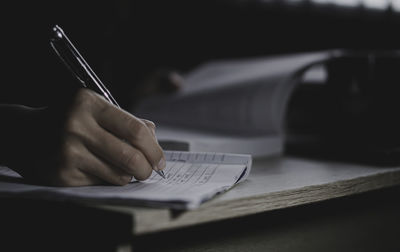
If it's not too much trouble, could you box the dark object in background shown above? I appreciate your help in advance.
[286,51,400,166]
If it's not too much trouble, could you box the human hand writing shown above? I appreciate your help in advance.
[5,88,165,186]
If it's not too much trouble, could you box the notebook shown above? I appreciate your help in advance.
[0,151,252,209]
[134,51,339,157]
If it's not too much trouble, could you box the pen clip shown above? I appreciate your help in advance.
[50,25,120,108]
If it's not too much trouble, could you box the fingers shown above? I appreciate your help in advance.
[141,119,156,138]
[78,146,133,186]
[50,137,108,186]
[84,125,154,181]
[54,172,102,187]
[166,71,184,91]
[48,89,165,186]
[55,136,134,186]
[93,96,165,171]
[137,69,184,97]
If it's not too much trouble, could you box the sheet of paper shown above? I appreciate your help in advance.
[0,151,251,209]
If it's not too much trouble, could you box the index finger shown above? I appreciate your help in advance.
[92,96,166,171]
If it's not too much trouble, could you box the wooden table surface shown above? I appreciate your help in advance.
[3,155,400,251]
[98,155,400,235]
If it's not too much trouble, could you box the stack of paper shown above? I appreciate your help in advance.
[0,151,251,209]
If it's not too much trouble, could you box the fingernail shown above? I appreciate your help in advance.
[157,157,166,171]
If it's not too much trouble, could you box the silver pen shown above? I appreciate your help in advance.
[50,25,165,179]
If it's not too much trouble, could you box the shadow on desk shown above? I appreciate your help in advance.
[0,198,132,252]
[134,185,400,252]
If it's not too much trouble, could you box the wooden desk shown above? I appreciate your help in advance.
[100,156,400,235]
[2,156,400,251]
[134,185,400,252]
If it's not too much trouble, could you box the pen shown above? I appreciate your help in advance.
[49,25,166,179]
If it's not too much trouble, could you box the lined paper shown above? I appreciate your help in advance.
[0,151,252,209]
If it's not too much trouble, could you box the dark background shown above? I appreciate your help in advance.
[1,0,400,108]
[1,3,400,250]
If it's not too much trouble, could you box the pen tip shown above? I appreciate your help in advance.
[157,170,166,179]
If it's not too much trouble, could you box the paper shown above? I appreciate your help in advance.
[135,51,338,135]
[0,151,251,209]
[156,126,283,157]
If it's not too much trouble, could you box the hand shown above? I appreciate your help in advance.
[132,68,184,103]
[6,88,165,186]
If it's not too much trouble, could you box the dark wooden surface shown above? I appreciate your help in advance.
[134,185,400,252]
[1,181,400,252]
